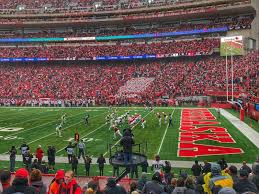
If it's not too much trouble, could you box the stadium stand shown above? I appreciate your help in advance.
[0,51,257,106]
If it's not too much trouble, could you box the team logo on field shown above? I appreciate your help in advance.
[0,135,24,140]
[0,127,24,132]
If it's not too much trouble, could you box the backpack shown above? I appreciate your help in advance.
[209,175,233,191]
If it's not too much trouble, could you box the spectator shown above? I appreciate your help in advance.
[47,146,56,170]
[86,180,102,194]
[142,172,164,194]
[228,165,239,184]
[218,158,228,170]
[29,169,47,194]
[77,139,86,159]
[104,177,127,194]
[185,177,196,194]
[24,150,33,172]
[58,170,81,194]
[120,130,134,165]
[97,154,106,176]
[203,163,233,194]
[113,164,119,177]
[83,155,92,176]
[65,142,76,164]
[141,160,149,173]
[3,168,36,194]
[172,177,187,194]
[218,187,236,194]
[9,145,17,173]
[39,160,49,174]
[20,142,30,164]
[0,170,11,192]
[234,169,258,193]
[240,161,252,174]
[31,159,40,170]
[48,169,65,194]
[164,161,173,185]
[35,145,44,164]
[71,155,78,175]
[249,157,259,190]
[137,172,148,191]
[202,160,211,174]
[191,160,202,177]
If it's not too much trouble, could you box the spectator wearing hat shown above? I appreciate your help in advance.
[234,169,258,193]
[48,169,65,194]
[104,177,127,194]
[3,168,36,194]
[228,165,239,184]
[58,170,81,194]
[142,172,164,194]
[203,163,233,194]
[0,170,11,191]
[30,169,47,194]
[35,145,44,164]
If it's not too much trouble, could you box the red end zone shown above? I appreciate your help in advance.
[178,108,243,157]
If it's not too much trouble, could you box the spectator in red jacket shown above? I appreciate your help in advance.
[58,170,81,194]
[35,145,44,164]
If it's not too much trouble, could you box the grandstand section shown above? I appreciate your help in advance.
[0,0,258,193]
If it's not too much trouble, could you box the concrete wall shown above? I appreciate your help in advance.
[251,0,259,50]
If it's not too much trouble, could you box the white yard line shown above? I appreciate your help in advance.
[103,109,154,156]
[56,123,108,153]
[2,110,61,128]
[157,109,175,154]
[27,111,108,146]
[4,111,86,137]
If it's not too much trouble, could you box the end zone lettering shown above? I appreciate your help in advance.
[178,109,243,157]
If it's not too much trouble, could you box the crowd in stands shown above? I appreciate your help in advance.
[0,16,253,38]
[0,51,257,106]
[1,152,259,194]
[0,39,219,58]
[0,0,250,11]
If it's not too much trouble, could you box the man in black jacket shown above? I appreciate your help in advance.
[104,178,127,194]
[234,169,258,193]
[120,131,134,165]
[3,168,36,194]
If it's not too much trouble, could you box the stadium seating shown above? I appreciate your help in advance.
[0,39,219,58]
[0,16,253,38]
[0,51,257,105]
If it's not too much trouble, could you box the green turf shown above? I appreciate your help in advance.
[226,109,259,133]
[0,107,258,163]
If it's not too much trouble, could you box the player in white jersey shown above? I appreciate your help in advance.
[56,123,63,137]
[163,112,168,124]
[112,125,123,140]
[61,113,67,125]
[141,118,146,129]
[157,113,162,127]
[151,155,164,173]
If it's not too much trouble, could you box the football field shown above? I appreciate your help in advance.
[0,107,258,163]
